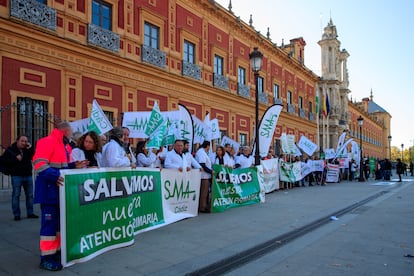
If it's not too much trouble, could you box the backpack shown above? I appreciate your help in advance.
[0,151,12,175]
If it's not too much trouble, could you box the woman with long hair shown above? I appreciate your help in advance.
[135,140,157,168]
[71,131,102,168]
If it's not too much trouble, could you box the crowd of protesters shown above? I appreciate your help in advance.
[0,122,411,271]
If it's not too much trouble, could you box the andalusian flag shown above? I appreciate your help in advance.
[315,95,319,115]
[88,99,113,135]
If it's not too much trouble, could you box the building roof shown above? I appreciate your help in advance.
[367,97,388,114]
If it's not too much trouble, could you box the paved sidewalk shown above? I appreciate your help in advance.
[0,176,412,275]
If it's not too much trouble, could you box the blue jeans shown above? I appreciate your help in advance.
[11,175,34,217]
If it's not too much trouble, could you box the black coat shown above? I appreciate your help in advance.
[0,143,34,176]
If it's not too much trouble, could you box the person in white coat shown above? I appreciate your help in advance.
[135,140,157,168]
[102,127,136,168]
[71,131,103,168]
[164,140,190,171]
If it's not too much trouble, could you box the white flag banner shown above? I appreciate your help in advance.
[336,132,347,154]
[69,118,89,134]
[287,134,297,155]
[209,118,220,140]
[261,158,279,193]
[178,104,194,151]
[324,148,336,159]
[122,111,151,138]
[280,133,290,154]
[192,115,209,144]
[88,99,113,135]
[334,138,353,159]
[351,140,360,165]
[298,135,318,156]
[293,144,302,157]
[253,104,283,158]
[220,136,240,154]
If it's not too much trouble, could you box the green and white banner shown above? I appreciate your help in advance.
[279,161,302,182]
[211,164,261,213]
[88,99,113,135]
[60,168,200,267]
[161,169,200,223]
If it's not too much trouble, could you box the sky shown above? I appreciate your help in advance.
[215,0,414,150]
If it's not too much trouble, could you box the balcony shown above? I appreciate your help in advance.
[237,83,250,98]
[88,24,120,53]
[213,74,229,90]
[259,93,268,105]
[11,0,56,31]
[298,108,306,118]
[308,112,315,121]
[141,45,166,69]
[182,61,201,80]
[287,104,295,114]
[274,98,283,105]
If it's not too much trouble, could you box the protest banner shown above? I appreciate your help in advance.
[261,158,279,193]
[279,161,302,182]
[69,118,89,134]
[211,164,261,213]
[161,169,201,223]
[298,135,318,156]
[326,164,340,182]
[59,168,200,267]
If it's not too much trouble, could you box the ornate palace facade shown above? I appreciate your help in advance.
[0,0,389,159]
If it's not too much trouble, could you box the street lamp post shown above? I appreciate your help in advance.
[249,47,263,166]
[388,135,392,160]
[401,143,404,162]
[357,115,364,182]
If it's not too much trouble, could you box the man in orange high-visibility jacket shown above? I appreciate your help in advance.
[33,122,86,271]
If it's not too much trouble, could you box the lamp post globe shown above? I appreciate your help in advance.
[249,47,263,166]
[357,115,364,182]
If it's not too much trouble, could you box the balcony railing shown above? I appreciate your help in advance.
[259,93,268,105]
[11,0,56,31]
[274,98,283,105]
[308,112,315,121]
[141,45,166,69]
[237,83,250,98]
[182,61,201,80]
[298,108,306,118]
[213,74,229,90]
[88,24,120,53]
[287,104,295,114]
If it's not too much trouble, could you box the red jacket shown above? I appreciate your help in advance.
[33,128,72,204]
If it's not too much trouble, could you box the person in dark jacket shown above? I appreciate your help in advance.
[396,158,404,182]
[1,135,37,221]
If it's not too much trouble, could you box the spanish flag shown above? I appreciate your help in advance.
[322,91,330,117]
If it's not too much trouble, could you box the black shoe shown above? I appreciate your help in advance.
[28,214,39,219]
[39,259,62,271]
[14,216,20,221]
